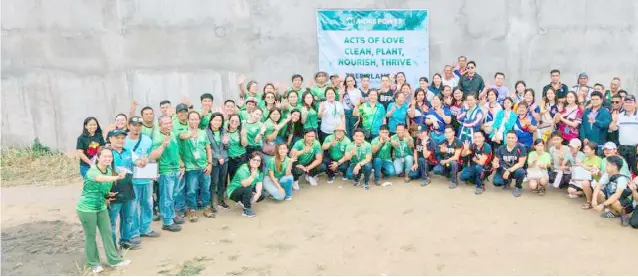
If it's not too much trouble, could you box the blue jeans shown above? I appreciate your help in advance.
[344,109,356,138]
[323,156,349,178]
[158,172,179,225]
[493,168,525,189]
[262,175,293,200]
[185,170,211,210]
[373,158,396,181]
[174,174,187,215]
[409,157,431,180]
[108,200,135,246]
[393,155,414,176]
[346,163,372,184]
[211,162,228,202]
[80,164,90,178]
[460,164,486,188]
[131,182,153,237]
[433,163,459,184]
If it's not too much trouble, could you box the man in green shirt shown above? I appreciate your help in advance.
[140,106,158,139]
[150,115,184,232]
[345,129,373,189]
[391,124,415,182]
[170,103,190,219]
[290,129,327,188]
[238,97,258,122]
[310,71,329,101]
[197,93,214,129]
[322,124,351,183]
[372,125,396,185]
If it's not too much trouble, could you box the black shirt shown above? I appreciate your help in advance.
[496,143,527,170]
[378,89,395,110]
[438,138,462,160]
[415,138,437,162]
[76,133,105,166]
[470,143,493,166]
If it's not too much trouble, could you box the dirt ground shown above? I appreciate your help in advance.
[2,177,637,276]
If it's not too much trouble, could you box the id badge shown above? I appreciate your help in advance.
[193,150,201,160]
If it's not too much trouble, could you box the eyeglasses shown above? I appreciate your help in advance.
[250,158,261,162]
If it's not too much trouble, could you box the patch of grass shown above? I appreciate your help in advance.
[1,139,81,187]
[176,259,206,276]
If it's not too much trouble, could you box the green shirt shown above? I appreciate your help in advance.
[286,88,304,105]
[182,130,210,171]
[583,155,602,180]
[141,123,157,139]
[267,157,290,179]
[311,84,329,101]
[358,102,386,135]
[227,164,262,197]
[152,131,181,174]
[528,151,552,167]
[302,106,319,130]
[371,137,392,161]
[226,129,245,158]
[198,110,213,130]
[172,118,189,135]
[76,166,114,212]
[323,134,351,161]
[238,110,251,122]
[391,135,414,158]
[293,139,322,165]
[283,104,301,120]
[263,119,284,142]
[348,141,372,165]
[244,121,263,147]
[243,92,264,108]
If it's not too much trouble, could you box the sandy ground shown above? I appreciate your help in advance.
[2,177,638,276]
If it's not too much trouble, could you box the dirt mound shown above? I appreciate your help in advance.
[1,220,85,276]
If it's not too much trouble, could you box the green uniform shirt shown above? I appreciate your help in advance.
[76,166,114,212]
[286,88,304,105]
[302,106,319,130]
[323,134,351,161]
[348,141,372,165]
[371,137,392,161]
[268,157,290,179]
[182,130,210,171]
[141,123,157,139]
[283,104,301,120]
[391,135,414,158]
[293,139,322,165]
[244,121,263,147]
[311,84,329,101]
[226,129,246,158]
[199,110,213,130]
[242,92,264,108]
[227,164,262,197]
[152,131,181,174]
[528,151,552,167]
[172,117,189,134]
[358,102,386,134]
[238,110,251,122]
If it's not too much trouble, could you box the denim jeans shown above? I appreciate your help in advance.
[344,109,356,138]
[108,200,135,246]
[174,175,187,216]
[323,156,349,178]
[80,163,90,178]
[131,182,153,237]
[433,163,459,184]
[408,157,431,180]
[346,163,372,183]
[393,155,414,176]
[262,175,293,200]
[185,169,211,210]
[158,172,179,225]
[460,164,486,188]
[211,162,228,202]
[493,168,525,188]
[373,158,396,181]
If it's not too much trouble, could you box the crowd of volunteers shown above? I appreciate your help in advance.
[75,56,638,272]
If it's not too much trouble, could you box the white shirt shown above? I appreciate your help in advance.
[617,109,638,146]
[442,75,459,88]
[342,88,363,110]
[320,101,345,134]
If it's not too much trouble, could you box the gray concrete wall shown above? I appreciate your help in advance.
[2,0,637,150]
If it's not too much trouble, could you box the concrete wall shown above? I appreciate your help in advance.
[2,0,637,150]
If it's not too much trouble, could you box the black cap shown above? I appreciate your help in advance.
[107,129,127,138]
[176,103,189,113]
[625,94,636,102]
[128,116,142,125]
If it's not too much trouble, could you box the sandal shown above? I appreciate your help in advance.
[600,209,618,218]
[537,187,545,196]
[581,203,592,209]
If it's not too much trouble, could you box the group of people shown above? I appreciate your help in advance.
[75,56,638,272]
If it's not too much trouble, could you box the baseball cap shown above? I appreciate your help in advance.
[578,72,588,79]
[245,97,257,104]
[602,142,617,150]
[128,116,142,125]
[568,138,582,148]
[176,103,189,113]
[107,129,127,138]
[624,94,636,102]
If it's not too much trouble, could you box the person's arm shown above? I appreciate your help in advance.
[205,145,213,173]
[371,140,382,154]
[474,149,489,166]
[240,127,248,147]
[306,152,324,171]
[450,148,462,162]
[321,138,334,151]
[129,100,138,117]
[241,170,258,187]
[386,103,396,118]
[594,109,612,130]
[267,170,282,189]
[508,156,527,173]
[353,102,361,117]
[601,182,626,206]
[318,102,326,118]
[301,107,308,124]
[76,137,93,165]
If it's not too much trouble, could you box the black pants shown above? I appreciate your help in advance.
[152,180,160,215]
[630,210,638,229]
[618,145,637,175]
[322,155,349,178]
[229,186,264,209]
[211,162,229,201]
[318,130,331,144]
[228,154,247,181]
[549,171,571,189]
[292,161,327,181]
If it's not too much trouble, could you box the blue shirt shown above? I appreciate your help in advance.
[513,115,538,147]
[387,101,409,132]
[112,148,133,172]
[125,134,153,185]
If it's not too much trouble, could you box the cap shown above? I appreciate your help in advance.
[334,122,346,131]
[128,116,142,125]
[245,97,257,104]
[603,142,617,150]
[107,129,127,138]
[578,72,588,79]
[624,94,636,102]
[568,138,582,148]
[176,103,189,113]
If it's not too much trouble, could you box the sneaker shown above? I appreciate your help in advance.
[173,215,185,225]
[162,224,182,232]
[129,236,141,244]
[218,200,229,210]
[327,176,335,183]
[353,179,360,186]
[242,208,256,218]
[187,209,198,222]
[341,177,348,181]
[110,260,131,269]
[475,187,484,195]
[292,181,300,191]
[140,231,160,238]
[448,182,458,189]
[284,196,292,201]
[420,178,431,187]
[235,201,245,209]
[363,182,369,190]
[91,265,104,274]
[203,207,215,218]
[308,176,318,186]
[375,179,381,186]
[513,187,522,197]
[121,242,141,250]
[620,214,630,227]
[304,175,310,183]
